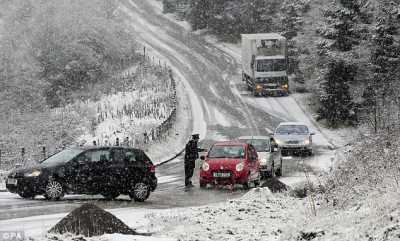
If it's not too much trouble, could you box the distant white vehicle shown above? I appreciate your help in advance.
[237,136,282,178]
[241,33,288,97]
[272,122,315,156]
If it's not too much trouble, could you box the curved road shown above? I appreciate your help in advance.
[0,0,335,221]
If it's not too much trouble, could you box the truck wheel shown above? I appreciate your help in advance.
[252,89,259,97]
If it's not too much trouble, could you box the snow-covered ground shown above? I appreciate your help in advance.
[0,187,307,241]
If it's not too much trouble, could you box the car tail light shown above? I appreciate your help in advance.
[149,164,156,173]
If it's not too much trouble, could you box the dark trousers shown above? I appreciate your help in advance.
[184,161,195,186]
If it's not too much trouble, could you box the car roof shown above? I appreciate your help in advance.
[71,146,141,151]
[277,122,308,126]
[213,141,247,147]
[237,136,271,140]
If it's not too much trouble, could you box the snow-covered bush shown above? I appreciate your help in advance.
[323,129,400,209]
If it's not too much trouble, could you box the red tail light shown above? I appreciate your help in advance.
[149,164,156,173]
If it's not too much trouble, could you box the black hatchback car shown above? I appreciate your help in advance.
[6,146,157,202]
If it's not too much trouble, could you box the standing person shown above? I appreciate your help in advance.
[184,134,202,187]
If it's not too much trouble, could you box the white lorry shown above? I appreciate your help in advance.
[241,33,289,96]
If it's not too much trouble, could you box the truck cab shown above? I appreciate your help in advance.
[242,33,289,97]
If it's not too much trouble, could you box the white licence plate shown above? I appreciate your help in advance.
[7,178,17,185]
[213,172,231,178]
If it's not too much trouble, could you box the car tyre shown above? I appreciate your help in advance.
[45,180,64,201]
[129,182,150,202]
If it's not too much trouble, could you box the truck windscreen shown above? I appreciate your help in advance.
[256,59,286,72]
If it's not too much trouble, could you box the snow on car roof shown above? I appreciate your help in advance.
[241,33,286,40]
[277,122,308,126]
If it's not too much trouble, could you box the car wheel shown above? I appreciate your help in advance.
[129,182,150,202]
[45,180,64,201]
[102,191,120,200]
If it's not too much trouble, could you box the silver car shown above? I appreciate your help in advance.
[272,122,315,156]
[237,136,282,178]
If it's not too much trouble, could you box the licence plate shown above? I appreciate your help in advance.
[213,172,231,178]
[7,178,17,185]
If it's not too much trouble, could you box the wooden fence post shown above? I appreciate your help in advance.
[42,146,46,160]
[21,147,25,164]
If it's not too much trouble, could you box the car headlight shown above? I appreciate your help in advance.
[202,162,209,171]
[282,84,288,89]
[256,84,263,90]
[236,162,244,172]
[260,158,268,165]
[304,138,310,145]
[24,170,41,177]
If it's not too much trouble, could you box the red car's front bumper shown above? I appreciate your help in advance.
[200,169,249,186]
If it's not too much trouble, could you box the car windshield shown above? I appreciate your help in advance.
[240,139,270,152]
[256,59,286,72]
[276,125,309,135]
[40,149,84,165]
[208,145,245,158]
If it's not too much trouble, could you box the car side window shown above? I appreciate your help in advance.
[87,150,110,162]
[111,149,125,162]
[124,150,137,162]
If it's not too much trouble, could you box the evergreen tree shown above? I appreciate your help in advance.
[363,1,400,131]
[162,0,176,13]
[281,0,304,77]
[187,0,210,30]
[322,6,359,51]
[318,59,358,126]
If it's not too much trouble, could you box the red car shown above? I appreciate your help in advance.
[199,141,261,188]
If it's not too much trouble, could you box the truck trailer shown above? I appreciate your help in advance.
[241,33,289,96]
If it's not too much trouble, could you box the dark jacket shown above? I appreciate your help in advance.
[184,140,199,163]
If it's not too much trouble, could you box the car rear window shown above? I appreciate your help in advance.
[126,149,153,165]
